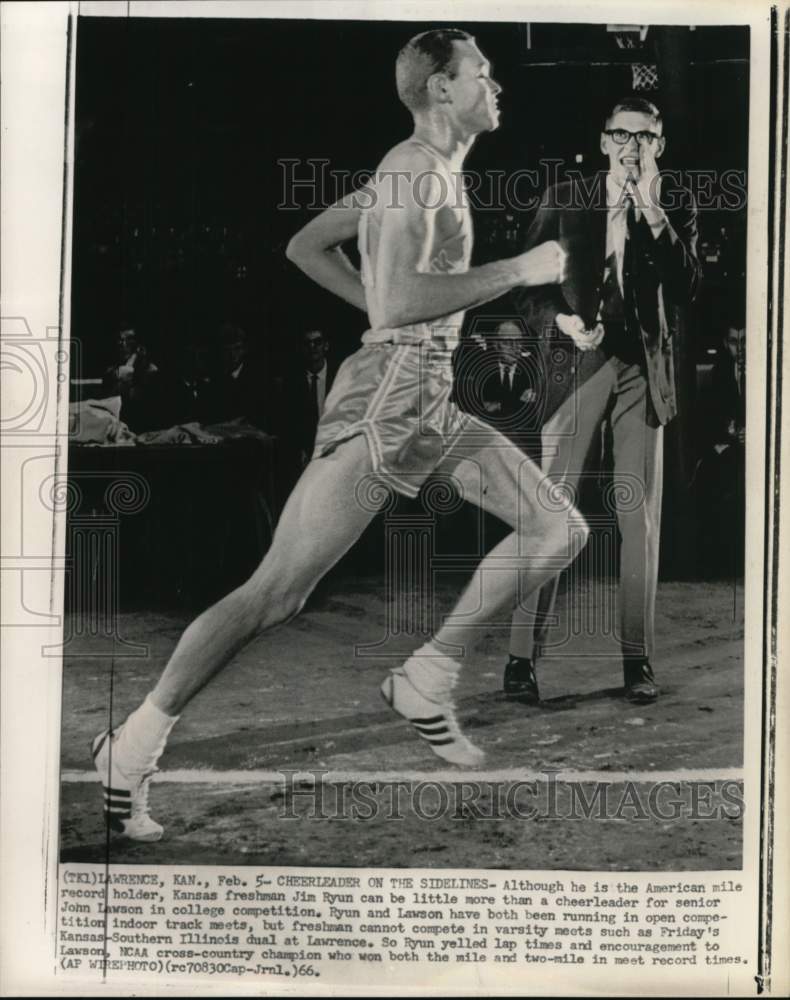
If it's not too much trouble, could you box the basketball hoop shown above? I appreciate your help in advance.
[632,63,660,90]
[605,25,658,90]
[607,24,650,49]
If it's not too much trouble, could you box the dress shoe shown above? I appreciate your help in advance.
[503,655,540,705]
[623,659,659,703]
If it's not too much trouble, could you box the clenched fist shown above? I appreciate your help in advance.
[518,240,567,287]
[556,313,605,352]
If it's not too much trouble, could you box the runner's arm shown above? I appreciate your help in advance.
[285,191,369,313]
[374,171,563,329]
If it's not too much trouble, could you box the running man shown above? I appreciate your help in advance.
[93,29,587,841]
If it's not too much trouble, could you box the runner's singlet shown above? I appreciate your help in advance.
[358,139,472,351]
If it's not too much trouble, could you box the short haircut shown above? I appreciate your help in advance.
[301,329,328,352]
[395,29,473,112]
[606,96,663,132]
[492,318,525,336]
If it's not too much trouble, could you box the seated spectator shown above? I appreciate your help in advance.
[210,323,269,428]
[277,328,337,467]
[695,316,746,577]
[453,318,543,461]
[707,324,746,452]
[101,326,164,432]
[160,339,216,427]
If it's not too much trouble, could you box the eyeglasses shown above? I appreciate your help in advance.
[604,128,660,145]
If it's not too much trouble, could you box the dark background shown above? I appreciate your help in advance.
[71,17,748,375]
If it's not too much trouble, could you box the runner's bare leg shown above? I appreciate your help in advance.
[150,435,379,715]
[384,424,587,762]
[432,425,587,654]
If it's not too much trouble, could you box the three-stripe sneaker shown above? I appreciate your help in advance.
[380,668,485,767]
[91,728,163,842]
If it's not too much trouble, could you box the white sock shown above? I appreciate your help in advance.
[115,694,178,771]
[402,641,461,700]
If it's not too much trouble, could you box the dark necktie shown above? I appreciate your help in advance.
[309,373,319,423]
[622,194,638,332]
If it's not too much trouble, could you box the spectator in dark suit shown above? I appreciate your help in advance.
[101,326,165,432]
[161,339,216,427]
[707,325,746,451]
[453,318,544,462]
[696,320,745,576]
[279,328,338,466]
[210,323,268,428]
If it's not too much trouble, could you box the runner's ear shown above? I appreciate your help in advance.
[426,72,452,105]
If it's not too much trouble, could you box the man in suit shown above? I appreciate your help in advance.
[276,328,339,491]
[707,323,746,451]
[101,326,164,432]
[696,313,745,577]
[453,318,543,462]
[211,323,269,429]
[504,96,701,705]
[161,339,216,427]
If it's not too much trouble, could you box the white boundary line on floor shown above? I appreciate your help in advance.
[62,766,744,785]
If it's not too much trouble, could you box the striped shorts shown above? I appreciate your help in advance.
[313,342,470,498]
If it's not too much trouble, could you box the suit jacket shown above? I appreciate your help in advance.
[159,373,217,428]
[210,360,270,429]
[277,360,338,457]
[453,336,543,462]
[101,362,166,433]
[515,172,701,425]
[704,351,745,449]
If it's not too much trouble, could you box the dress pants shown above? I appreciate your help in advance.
[510,354,663,661]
